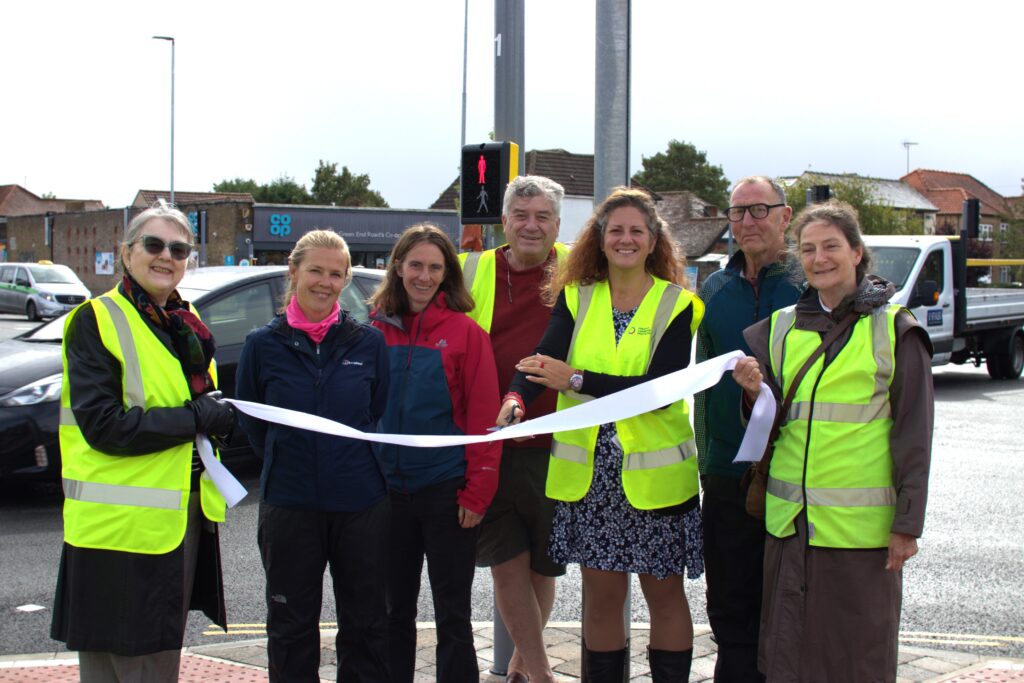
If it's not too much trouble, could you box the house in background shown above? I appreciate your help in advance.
[901,169,1011,240]
[0,184,105,262]
[780,171,938,233]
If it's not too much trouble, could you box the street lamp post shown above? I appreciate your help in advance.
[153,36,175,206]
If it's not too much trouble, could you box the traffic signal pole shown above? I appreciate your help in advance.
[489,0,525,673]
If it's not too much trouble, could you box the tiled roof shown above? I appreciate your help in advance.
[0,184,104,216]
[133,190,254,208]
[430,149,596,210]
[666,216,730,259]
[901,169,1007,216]
[781,172,937,212]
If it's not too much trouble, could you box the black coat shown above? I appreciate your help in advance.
[50,295,226,655]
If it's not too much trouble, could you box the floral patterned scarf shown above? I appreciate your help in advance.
[121,274,216,398]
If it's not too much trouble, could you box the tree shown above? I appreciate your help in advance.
[213,162,387,206]
[259,175,312,204]
[631,139,730,209]
[784,175,925,236]
[311,160,388,207]
[213,178,262,196]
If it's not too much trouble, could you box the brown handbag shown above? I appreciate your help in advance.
[743,312,859,519]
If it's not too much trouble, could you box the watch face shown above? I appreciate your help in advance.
[570,373,583,391]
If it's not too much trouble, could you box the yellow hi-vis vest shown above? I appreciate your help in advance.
[766,303,902,548]
[546,278,704,509]
[459,243,570,333]
[59,289,226,554]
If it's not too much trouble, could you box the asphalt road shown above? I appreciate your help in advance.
[1,346,1022,658]
[0,313,40,341]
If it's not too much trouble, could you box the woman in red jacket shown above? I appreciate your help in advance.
[369,223,501,682]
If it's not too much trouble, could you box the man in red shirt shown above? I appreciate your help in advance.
[460,175,568,683]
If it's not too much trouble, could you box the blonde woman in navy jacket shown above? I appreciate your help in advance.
[369,223,500,683]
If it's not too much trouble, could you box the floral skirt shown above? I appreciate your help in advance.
[547,423,704,580]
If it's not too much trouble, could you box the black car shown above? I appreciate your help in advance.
[0,266,383,484]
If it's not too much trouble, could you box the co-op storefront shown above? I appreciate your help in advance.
[250,205,461,267]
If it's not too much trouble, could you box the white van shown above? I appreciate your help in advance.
[0,263,92,321]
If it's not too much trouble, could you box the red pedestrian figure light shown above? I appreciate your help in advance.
[477,154,487,184]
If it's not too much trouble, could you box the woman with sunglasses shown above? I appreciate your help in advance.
[51,200,236,682]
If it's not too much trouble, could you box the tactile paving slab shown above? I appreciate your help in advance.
[0,655,269,683]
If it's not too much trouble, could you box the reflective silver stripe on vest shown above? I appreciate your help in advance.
[767,476,896,508]
[786,309,893,423]
[770,307,797,388]
[623,439,696,471]
[63,477,185,510]
[568,285,595,354]
[551,439,589,464]
[98,296,146,408]
[649,285,683,359]
[462,251,482,292]
[60,406,76,426]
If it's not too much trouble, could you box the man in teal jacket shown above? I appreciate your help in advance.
[694,176,802,682]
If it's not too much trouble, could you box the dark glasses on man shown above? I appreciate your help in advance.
[140,235,192,261]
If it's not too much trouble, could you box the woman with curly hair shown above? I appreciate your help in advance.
[497,188,704,681]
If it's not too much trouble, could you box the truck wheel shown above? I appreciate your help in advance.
[1004,333,1024,379]
[26,301,39,322]
[986,353,1004,379]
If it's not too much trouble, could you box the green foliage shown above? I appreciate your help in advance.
[784,176,925,236]
[631,139,730,209]
[311,160,388,207]
[260,175,312,204]
[40,191,56,199]
[212,177,262,195]
[213,162,388,207]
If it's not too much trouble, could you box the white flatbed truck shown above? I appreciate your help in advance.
[865,235,1024,379]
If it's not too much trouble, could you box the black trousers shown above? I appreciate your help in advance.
[388,478,479,683]
[258,498,390,683]
[702,473,767,683]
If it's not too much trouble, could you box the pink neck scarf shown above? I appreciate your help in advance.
[286,296,339,344]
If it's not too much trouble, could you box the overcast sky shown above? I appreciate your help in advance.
[3,0,1021,211]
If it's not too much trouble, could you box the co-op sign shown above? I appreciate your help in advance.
[252,206,459,246]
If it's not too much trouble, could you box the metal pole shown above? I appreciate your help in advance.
[593,0,631,204]
[490,0,525,673]
[461,0,468,149]
[153,36,175,205]
[592,2,632,680]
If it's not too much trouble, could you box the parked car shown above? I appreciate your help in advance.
[0,262,93,321]
[0,265,384,485]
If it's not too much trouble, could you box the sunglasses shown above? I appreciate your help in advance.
[139,235,192,261]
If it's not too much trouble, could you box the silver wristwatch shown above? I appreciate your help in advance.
[569,369,584,392]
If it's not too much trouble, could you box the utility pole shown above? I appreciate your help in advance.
[902,140,918,176]
[153,36,175,205]
[594,0,631,204]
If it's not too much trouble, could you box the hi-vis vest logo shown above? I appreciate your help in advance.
[626,326,652,336]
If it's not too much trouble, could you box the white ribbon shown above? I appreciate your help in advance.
[224,350,775,469]
[196,435,249,508]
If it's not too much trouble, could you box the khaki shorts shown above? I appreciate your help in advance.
[476,444,566,577]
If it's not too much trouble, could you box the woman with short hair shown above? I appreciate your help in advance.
[52,200,235,682]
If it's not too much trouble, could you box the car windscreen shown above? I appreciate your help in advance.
[868,247,920,289]
[22,314,68,342]
[28,265,80,284]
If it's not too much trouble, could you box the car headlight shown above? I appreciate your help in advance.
[42,292,56,302]
[0,373,63,406]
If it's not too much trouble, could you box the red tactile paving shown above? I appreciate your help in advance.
[943,666,1024,682]
[0,655,269,683]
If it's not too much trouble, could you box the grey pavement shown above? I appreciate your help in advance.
[3,623,1023,682]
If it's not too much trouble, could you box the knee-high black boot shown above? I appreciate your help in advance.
[584,646,628,683]
[647,646,693,682]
